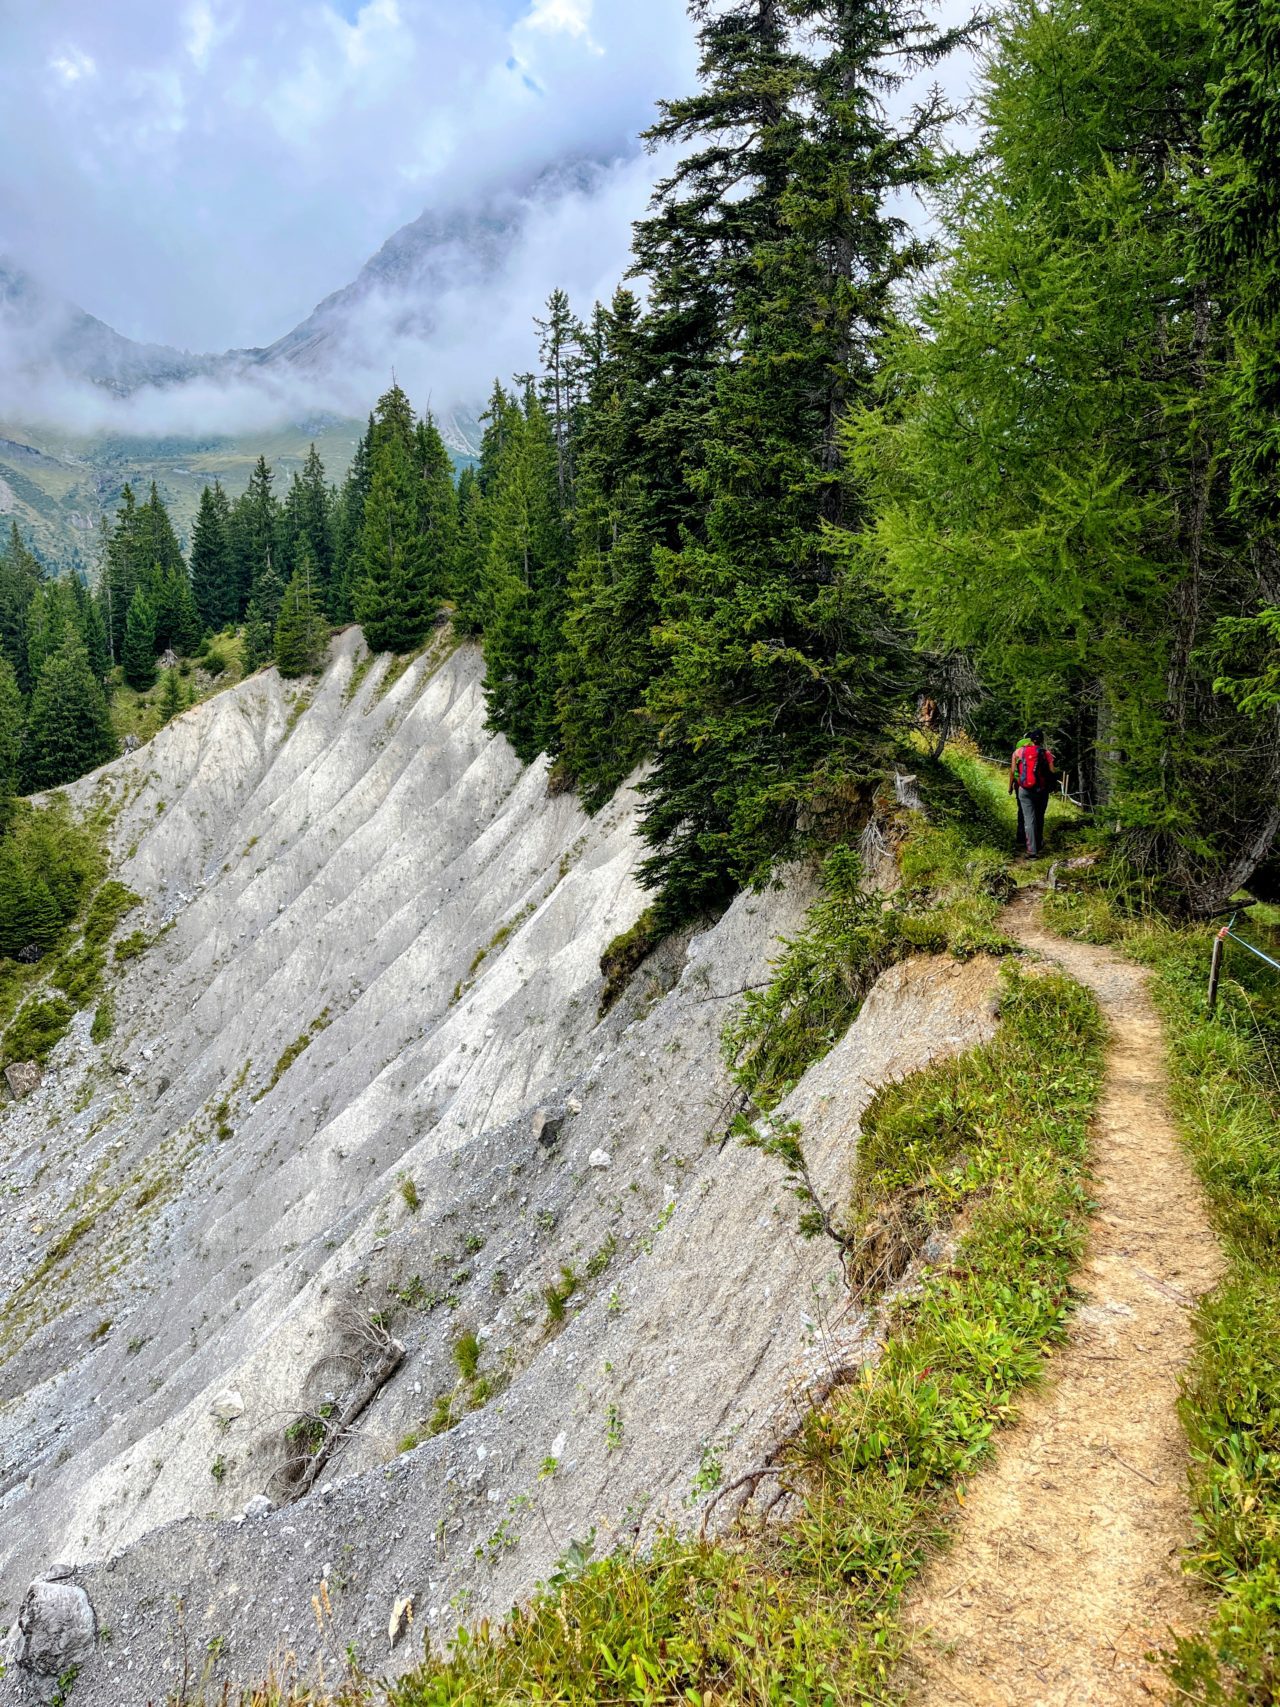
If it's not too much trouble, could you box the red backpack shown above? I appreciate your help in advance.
[1016,742,1052,789]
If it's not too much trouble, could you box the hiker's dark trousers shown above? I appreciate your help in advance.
[1017,786,1050,857]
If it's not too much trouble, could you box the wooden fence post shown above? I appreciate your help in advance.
[1208,929,1227,1011]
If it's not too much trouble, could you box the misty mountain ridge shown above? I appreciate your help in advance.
[2,157,610,429]
[0,164,624,567]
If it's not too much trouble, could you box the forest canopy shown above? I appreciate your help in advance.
[2,0,1277,928]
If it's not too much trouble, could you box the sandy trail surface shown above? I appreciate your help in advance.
[903,896,1224,1705]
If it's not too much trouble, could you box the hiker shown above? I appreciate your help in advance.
[1009,727,1056,857]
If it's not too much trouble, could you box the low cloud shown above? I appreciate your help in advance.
[0,0,696,351]
[1,151,666,442]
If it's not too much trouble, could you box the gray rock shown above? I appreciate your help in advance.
[531,1108,563,1150]
[7,1571,97,1699]
[121,733,142,754]
[587,1148,613,1170]
[4,1062,42,1102]
[243,1494,274,1520]
[210,1389,245,1422]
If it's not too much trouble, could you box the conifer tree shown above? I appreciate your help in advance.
[72,576,111,681]
[0,523,43,691]
[23,637,117,791]
[1198,1,1280,743]
[157,667,183,726]
[534,289,585,504]
[356,387,432,654]
[102,485,143,661]
[241,599,272,673]
[151,566,200,657]
[633,0,949,918]
[414,414,459,600]
[273,548,330,678]
[453,466,486,636]
[286,444,337,603]
[848,0,1272,912]
[191,481,236,632]
[26,580,80,685]
[479,395,570,759]
[137,483,185,579]
[453,383,521,636]
[556,289,659,806]
[122,590,157,692]
[0,657,23,804]
[231,457,284,624]
[331,417,373,623]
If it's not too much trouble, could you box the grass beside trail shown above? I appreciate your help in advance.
[1042,885,1280,1704]
[204,958,1103,1707]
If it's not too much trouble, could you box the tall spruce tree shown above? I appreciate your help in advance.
[136,483,185,580]
[0,523,42,691]
[191,481,236,632]
[274,547,330,677]
[556,288,660,806]
[632,0,950,919]
[414,414,459,602]
[72,576,111,682]
[534,289,585,504]
[122,589,157,692]
[478,394,570,759]
[331,417,373,623]
[0,657,23,805]
[282,445,337,608]
[102,485,143,662]
[356,386,433,654]
[232,457,284,624]
[453,466,486,636]
[23,637,116,791]
[26,580,80,685]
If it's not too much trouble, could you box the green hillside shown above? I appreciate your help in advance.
[0,418,364,577]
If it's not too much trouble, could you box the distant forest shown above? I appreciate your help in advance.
[2,0,1278,924]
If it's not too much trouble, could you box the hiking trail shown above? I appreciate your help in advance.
[903,892,1225,1705]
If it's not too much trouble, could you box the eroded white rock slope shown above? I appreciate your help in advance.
[0,631,1000,1704]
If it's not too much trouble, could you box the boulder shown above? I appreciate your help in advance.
[388,1594,414,1649]
[6,1567,97,1700]
[5,1061,42,1102]
[530,1107,563,1150]
[588,1148,613,1171]
[122,733,142,754]
[243,1494,274,1520]
[210,1388,245,1423]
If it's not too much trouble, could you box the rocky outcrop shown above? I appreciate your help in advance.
[6,1567,97,1702]
[0,633,1003,1704]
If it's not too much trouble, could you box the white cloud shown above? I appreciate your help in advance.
[184,2,215,68]
[1,0,696,350]
[48,48,96,85]
[524,0,595,40]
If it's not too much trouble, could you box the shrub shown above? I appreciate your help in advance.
[599,908,663,1013]
[5,995,75,1063]
[114,929,150,964]
[90,991,115,1043]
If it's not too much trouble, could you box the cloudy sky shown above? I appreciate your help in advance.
[1,0,700,351]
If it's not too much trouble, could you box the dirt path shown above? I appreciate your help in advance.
[902,895,1224,1705]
